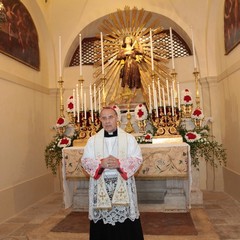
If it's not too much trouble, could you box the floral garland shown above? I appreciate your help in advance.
[134,103,148,121]
[136,132,152,144]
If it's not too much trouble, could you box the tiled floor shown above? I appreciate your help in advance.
[0,191,240,240]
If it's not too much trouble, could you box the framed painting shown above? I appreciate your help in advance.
[224,0,240,54]
[0,0,40,70]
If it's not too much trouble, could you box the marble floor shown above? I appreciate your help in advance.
[0,191,240,240]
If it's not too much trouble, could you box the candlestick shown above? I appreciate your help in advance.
[191,28,197,69]
[58,36,62,77]
[79,34,82,76]
[150,29,154,71]
[100,32,104,75]
[84,92,87,119]
[169,27,175,69]
[162,88,166,115]
[166,79,170,106]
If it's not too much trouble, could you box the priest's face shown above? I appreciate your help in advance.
[100,108,118,133]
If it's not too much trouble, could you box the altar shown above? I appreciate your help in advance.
[62,142,193,212]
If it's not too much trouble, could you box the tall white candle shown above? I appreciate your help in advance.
[150,29,154,71]
[191,28,197,69]
[89,85,93,122]
[177,82,180,109]
[98,88,101,112]
[162,88,166,115]
[79,34,82,76]
[73,89,76,117]
[157,79,162,106]
[172,80,175,106]
[80,83,83,111]
[58,36,62,77]
[171,87,174,116]
[93,84,97,111]
[148,85,152,113]
[166,79,170,106]
[84,92,87,119]
[154,89,158,117]
[76,85,80,122]
[100,32,104,75]
[169,27,175,69]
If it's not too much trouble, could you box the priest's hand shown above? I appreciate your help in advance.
[101,155,120,169]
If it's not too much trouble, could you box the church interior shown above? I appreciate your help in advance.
[0,0,240,239]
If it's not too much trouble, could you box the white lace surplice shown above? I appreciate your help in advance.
[81,128,143,225]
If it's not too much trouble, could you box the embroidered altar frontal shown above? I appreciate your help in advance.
[62,143,190,179]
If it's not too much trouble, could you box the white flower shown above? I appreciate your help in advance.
[134,104,148,121]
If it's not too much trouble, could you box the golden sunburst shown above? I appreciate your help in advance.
[93,6,171,109]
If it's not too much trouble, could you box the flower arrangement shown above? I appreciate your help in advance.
[112,105,121,121]
[66,95,75,113]
[134,104,148,121]
[191,107,204,119]
[136,132,153,144]
[178,117,227,169]
[45,117,78,174]
[181,89,193,105]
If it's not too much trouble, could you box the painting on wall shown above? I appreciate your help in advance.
[0,0,40,70]
[224,0,240,54]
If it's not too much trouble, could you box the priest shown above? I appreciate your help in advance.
[81,106,144,240]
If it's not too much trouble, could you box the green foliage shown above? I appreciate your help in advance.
[178,124,227,170]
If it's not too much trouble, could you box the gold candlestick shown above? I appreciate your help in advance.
[58,76,64,117]
[193,68,200,107]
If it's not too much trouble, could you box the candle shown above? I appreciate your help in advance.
[73,89,76,117]
[157,79,162,106]
[100,32,104,75]
[191,28,197,69]
[171,87,174,116]
[93,84,97,111]
[89,85,93,122]
[84,92,87,119]
[177,82,180,109]
[172,80,175,106]
[166,79,170,106]
[148,85,152,113]
[150,29,154,71]
[58,36,62,77]
[79,34,82,76]
[154,89,158,117]
[169,27,175,69]
[162,88,166,115]
[80,83,83,111]
[98,88,101,112]
[76,84,80,122]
